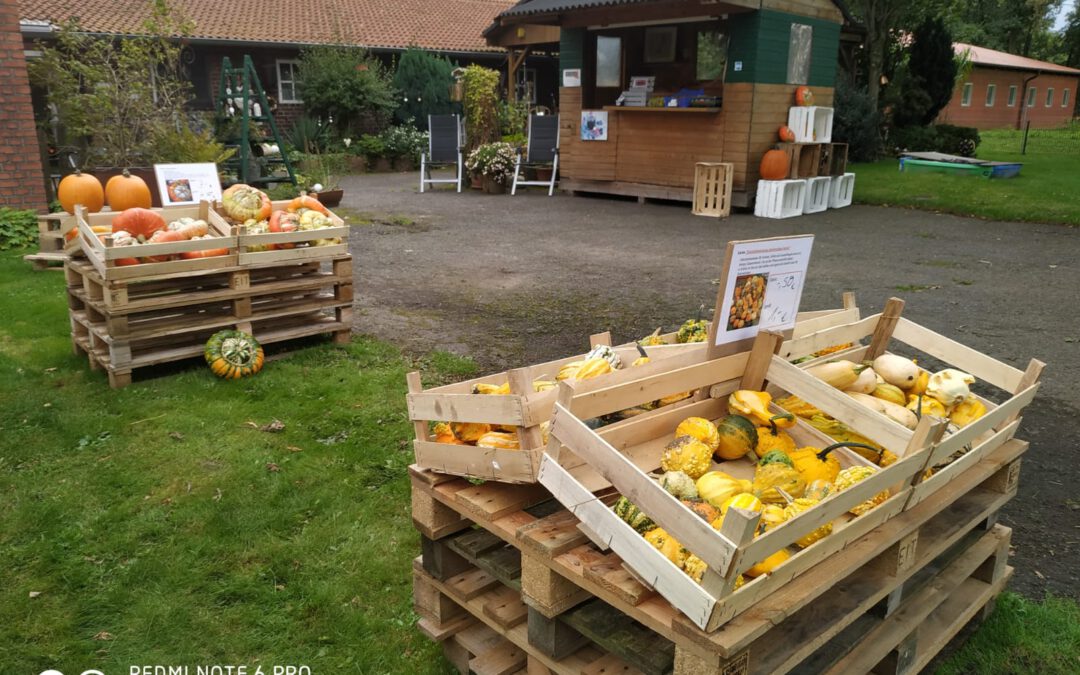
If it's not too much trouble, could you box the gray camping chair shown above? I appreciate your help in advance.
[511,114,560,196]
[420,114,464,193]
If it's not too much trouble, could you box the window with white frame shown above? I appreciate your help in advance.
[1027,87,1037,107]
[960,82,973,106]
[985,84,996,107]
[1045,87,1054,106]
[1007,85,1017,107]
[277,59,302,103]
[1064,89,1071,108]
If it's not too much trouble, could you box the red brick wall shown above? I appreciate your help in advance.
[938,66,1079,130]
[0,0,47,210]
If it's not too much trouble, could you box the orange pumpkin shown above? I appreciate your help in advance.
[795,86,814,107]
[759,148,791,181]
[105,170,153,211]
[778,125,795,142]
[112,207,166,241]
[268,210,300,250]
[143,229,186,263]
[286,195,330,215]
[57,170,105,214]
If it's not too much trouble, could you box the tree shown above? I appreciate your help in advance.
[297,46,398,136]
[28,0,194,167]
[392,47,455,130]
[907,17,958,124]
[1064,5,1080,68]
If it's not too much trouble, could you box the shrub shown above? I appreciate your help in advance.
[465,142,516,183]
[297,153,348,190]
[498,100,529,138]
[288,116,332,154]
[935,125,981,157]
[380,124,428,160]
[393,47,455,130]
[461,65,501,152]
[354,134,386,162]
[833,80,882,162]
[889,124,980,156]
[0,208,39,250]
[297,46,398,136]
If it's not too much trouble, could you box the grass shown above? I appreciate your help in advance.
[851,126,1080,226]
[1,249,1078,673]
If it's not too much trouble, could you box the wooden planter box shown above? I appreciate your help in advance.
[407,299,860,485]
[540,309,1041,631]
[209,199,349,267]
[76,202,237,283]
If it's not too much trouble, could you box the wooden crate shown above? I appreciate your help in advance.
[778,143,822,179]
[75,202,238,282]
[777,297,1043,512]
[410,439,1023,674]
[408,300,861,485]
[539,314,1040,631]
[209,199,349,266]
[691,163,734,218]
[828,143,849,176]
[65,255,352,388]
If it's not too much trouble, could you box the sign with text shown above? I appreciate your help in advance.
[153,163,223,206]
[706,235,814,357]
[562,69,582,87]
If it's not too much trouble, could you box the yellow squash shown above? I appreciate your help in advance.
[782,497,832,547]
[644,528,688,569]
[744,549,790,577]
[949,395,987,427]
[833,466,890,516]
[752,462,806,503]
[675,417,721,452]
[729,391,796,429]
[696,471,752,509]
[660,435,714,480]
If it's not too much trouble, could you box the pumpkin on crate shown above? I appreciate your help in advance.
[112,207,166,242]
[221,184,272,222]
[57,170,105,214]
[105,170,153,211]
[758,148,791,181]
[794,86,815,106]
[205,330,264,379]
[778,125,795,142]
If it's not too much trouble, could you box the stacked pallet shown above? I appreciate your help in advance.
[64,201,353,387]
[409,299,1041,674]
[23,212,78,270]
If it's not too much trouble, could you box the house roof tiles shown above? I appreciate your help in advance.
[19,0,512,53]
[955,42,1080,76]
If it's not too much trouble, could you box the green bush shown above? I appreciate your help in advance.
[935,124,981,157]
[0,208,39,250]
[889,124,980,157]
[392,47,455,130]
[297,46,398,136]
[833,80,882,162]
[461,65,500,152]
[354,134,386,162]
[379,124,428,160]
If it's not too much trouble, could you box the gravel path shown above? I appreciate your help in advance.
[342,170,1079,600]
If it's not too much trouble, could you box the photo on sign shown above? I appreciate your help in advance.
[580,110,608,141]
[727,273,768,331]
[165,179,192,203]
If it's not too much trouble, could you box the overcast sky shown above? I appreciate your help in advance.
[1056,0,1075,31]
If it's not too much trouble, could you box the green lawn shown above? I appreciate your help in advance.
[0,249,1077,673]
[852,128,1080,226]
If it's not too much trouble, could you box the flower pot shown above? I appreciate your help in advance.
[535,167,554,182]
[316,189,344,207]
[470,174,484,190]
[482,176,506,194]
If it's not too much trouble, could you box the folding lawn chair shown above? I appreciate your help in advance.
[420,114,464,193]
[511,114,560,196]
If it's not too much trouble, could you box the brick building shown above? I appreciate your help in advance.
[938,42,1080,130]
[1,0,47,210]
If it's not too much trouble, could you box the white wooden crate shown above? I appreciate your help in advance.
[803,176,832,214]
[787,106,834,143]
[829,172,855,208]
[755,180,806,219]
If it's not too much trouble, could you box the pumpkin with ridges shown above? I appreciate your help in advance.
[58,170,105,214]
[205,330,264,379]
[714,414,759,461]
[105,170,152,211]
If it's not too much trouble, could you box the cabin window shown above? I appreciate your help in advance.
[1045,88,1054,106]
[786,24,813,85]
[985,84,996,107]
[1063,89,1071,108]
[277,59,302,103]
[696,30,728,81]
[960,83,972,106]
[1007,85,1017,107]
[596,36,622,87]
[1027,87,1037,107]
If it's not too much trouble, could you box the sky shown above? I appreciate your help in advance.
[1056,0,1075,31]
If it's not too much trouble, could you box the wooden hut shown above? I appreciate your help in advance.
[485,0,847,207]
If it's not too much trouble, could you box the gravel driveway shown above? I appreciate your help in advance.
[342,170,1079,600]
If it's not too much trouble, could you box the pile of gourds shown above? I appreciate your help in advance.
[103,209,229,266]
[430,375,556,450]
[220,185,341,251]
[611,390,899,585]
[638,318,710,346]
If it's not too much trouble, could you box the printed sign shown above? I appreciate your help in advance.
[706,235,814,357]
[153,163,223,206]
[562,69,582,87]
[580,110,608,141]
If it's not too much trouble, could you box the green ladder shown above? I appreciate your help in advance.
[215,55,297,186]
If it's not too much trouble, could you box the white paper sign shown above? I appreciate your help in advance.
[710,235,814,352]
[562,69,582,87]
[153,163,223,206]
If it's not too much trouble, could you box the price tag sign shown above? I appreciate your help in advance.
[706,235,814,357]
[153,163,223,206]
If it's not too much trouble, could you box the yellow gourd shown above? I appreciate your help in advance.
[675,417,721,453]
[432,422,465,445]
[949,395,987,427]
[782,498,833,547]
[660,435,714,480]
[644,528,688,568]
[752,462,806,503]
[684,554,708,583]
[776,395,823,419]
[744,549,790,577]
[718,492,764,518]
[728,390,796,428]
[451,422,491,443]
[696,471,752,509]
[755,419,797,456]
[833,466,890,516]
[475,431,520,450]
[760,504,787,531]
[907,394,948,418]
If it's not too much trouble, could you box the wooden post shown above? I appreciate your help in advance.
[865,297,905,360]
[738,330,784,391]
[544,380,577,463]
[407,371,431,442]
[996,359,1044,431]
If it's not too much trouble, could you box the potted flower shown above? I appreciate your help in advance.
[465,142,516,194]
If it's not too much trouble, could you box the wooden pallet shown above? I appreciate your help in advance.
[64,255,352,387]
[411,431,1024,663]
[412,448,1019,674]
[407,299,861,485]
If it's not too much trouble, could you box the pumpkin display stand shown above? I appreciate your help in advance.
[409,299,1040,674]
